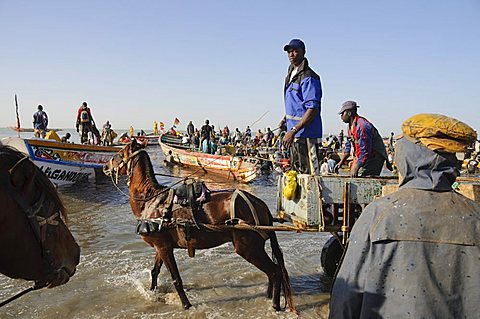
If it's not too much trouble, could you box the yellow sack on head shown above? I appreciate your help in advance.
[401,113,477,153]
[45,130,61,142]
[283,170,297,201]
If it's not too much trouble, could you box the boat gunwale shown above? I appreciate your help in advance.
[27,138,121,152]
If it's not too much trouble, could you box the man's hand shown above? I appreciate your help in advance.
[283,130,295,148]
[350,162,359,177]
[334,162,342,173]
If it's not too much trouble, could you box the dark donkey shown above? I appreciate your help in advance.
[103,140,296,312]
[0,145,80,304]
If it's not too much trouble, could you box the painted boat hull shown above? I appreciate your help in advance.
[159,135,258,183]
[1,137,119,186]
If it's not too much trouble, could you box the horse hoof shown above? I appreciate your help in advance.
[272,304,281,311]
[184,303,192,310]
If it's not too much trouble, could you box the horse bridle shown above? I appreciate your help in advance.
[108,149,147,186]
[0,156,63,307]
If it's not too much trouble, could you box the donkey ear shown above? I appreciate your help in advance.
[10,159,36,189]
[131,139,137,148]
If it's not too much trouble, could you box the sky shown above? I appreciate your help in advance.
[1,0,479,137]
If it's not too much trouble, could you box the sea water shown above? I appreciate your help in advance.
[0,128,331,319]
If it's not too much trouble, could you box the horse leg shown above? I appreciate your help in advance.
[232,231,282,311]
[150,253,163,291]
[160,248,192,309]
[267,278,273,299]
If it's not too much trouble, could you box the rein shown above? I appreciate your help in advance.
[0,282,46,308]
[109,149,193,202]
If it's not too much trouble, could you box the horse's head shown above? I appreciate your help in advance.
[103,139,147,177]
[0,146,80,288]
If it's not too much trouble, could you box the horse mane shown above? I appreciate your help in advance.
[0,145,66,220]
[138,150,169,202]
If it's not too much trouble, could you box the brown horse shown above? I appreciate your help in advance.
[0,145,80,290]
[103,140,296,312]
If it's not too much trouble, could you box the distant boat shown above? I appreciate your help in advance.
[1,137,119,187]
[9,127,62,133]
[159,134,259,183]
[131,134,160,146]
[117,133,161,146]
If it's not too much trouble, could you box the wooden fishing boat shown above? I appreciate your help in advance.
[0,137,119,186]
[118,134,160,146]
[159,134,259,183]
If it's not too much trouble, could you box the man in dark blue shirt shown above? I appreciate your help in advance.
[33,104,48,138]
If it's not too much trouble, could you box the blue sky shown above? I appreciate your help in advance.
[1,0,479,137]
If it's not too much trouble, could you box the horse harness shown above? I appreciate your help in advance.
[1,157,60,273]
[136,182,268,257]
[0,156,61,306]
[112,147,267,257]
[135,179,210,257]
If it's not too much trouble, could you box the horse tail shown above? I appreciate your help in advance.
[268,231,297,313]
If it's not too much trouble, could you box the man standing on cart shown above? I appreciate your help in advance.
[335,100,391,177]
[282,39,323,174]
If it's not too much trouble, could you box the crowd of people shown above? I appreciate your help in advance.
[165,113,398,177]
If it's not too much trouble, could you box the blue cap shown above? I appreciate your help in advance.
[284,39,305,51]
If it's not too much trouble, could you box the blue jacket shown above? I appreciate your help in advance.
[284,58,322,138]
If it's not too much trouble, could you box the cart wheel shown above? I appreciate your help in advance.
[320,235,344,277]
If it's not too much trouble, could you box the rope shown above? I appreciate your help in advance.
[110,173,130,197]
[136,218,304,234]
[109,158,191,203]
[7,156,30,175]
[36,212,60,226]
[0,281,45,308]
[249,110,269,128]
[154,172,183,178]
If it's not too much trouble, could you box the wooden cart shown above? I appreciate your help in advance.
[276,174,480,276]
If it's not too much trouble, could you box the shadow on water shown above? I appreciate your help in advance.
[291,272,333,295]
[187,272,332,295]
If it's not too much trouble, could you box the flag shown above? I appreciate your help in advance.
[173,118,180,126]
[15,94,20,131]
